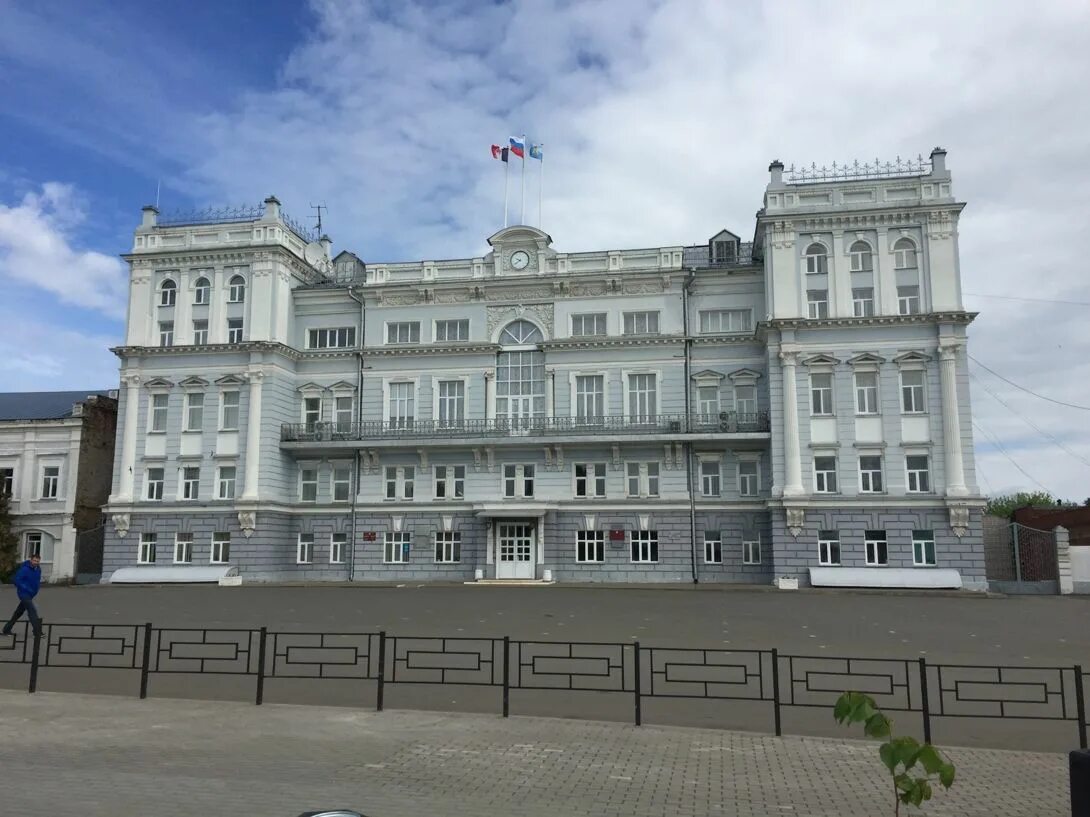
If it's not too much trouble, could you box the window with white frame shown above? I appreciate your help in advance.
[906,455,932,493]
[859,455,884,493]
[734,383,757,415]
[849,240,873,272]
[700,459,721,497]
[217,466,236,499]
[173,534,192,564]
[145,467,164,501]
[699,309,752,334]
[388,382,415,429]
[303,396,322,430]
[897,285,920,315]
[738,460,759,497]
[185,393,204,431]
[333,396,353,432]
[713,239,736,263]
[436,380,464,427]
[193,276,210,305]
[574,375,604,422]
[23,531,44,561]
[220,391,239,430]
[0,467,13,496]
[818,530,841,565]
[160,279,177,307]
[807,290,829,319]
[211,532,230,564]
[300,467,318,502]
[332,465,352,502]
[627,373,657,420]
[227,318,244,343]
[384,466,415,500]
[697,385,720,417]
[434,531,461,563]
[576,530,604,563]
[574,463,606,498]
[434,465,465,499]
[307,327,356,349]
[386,321,420,344]
[139,533,157,564]
[901,370,925,413]
[330,533,347,564]
[703,530,722,564]
[503,464,534,498]
[40,465,59,499]
[805,243,828,274]
[297,533,314,564]
[743,538,761,565]
[913,529,936,566]
[854,371,879,415]
[864,529,889,566]
[626,462,660,498]
[159,321,174,348]
[814,456,838,493]
[810,373,833,416]
[571,313,606,336]
[893,238,917,269]
[435,319,470,342]
[227,274,245,303]
[192,319,208,345]
[631,530,659,563]
[151,393,169,432]
[852,288,874,317]
[181,466,200,500]
[384,532,410,563]
[622,311,659,335]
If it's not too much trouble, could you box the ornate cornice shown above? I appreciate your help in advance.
[764,311,976,331]
[690,334,761,346]
[541,336,685,351]
[367,343,500,357]
[111,341,303,362]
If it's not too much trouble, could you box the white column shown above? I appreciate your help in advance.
[241,370,264,500]
[484,370,496,420]
[115,374,141,501]
[545,369,555,418]
[175,269,191,344]
[939,343,967,496]
[780,351,804,496]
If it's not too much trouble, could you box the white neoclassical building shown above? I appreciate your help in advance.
[102,149,986,589]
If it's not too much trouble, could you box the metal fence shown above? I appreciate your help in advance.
[1,621,1085,748]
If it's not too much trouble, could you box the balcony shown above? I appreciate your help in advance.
[281,412,771,448]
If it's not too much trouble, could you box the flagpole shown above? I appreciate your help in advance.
[538,149,544,228]
[503,156,509,228]
[520,134,526,225]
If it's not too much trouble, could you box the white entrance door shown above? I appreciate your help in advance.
[496,522,536,579]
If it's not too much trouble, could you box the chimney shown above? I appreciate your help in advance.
[140,205,159,228]
[929,147,948,178]
[319,234,332,257]
[768,160,785,186]
[263,195,281,220]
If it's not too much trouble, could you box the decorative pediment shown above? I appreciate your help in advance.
[178,375,209,389]
[296,382,325,394]
[847,353,886,367]
[143,377,174,391]
[328,380,357,393]
[727,368,763,383]
[894,351,932,366]
[214,374,247,387]
[710,228,741,243]
[691,369,725,384]
[802,354,839,367]
[486,225,553,247]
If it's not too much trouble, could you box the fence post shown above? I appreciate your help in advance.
[255,628,268,706]
[139,622,153,699]
[1012,524,1022,583]
[633,641,642,726]
[28,626,42,694]
[1076,665,1087,750]
[502,637,510,717]
[771,649,782,737]
[918,657,932,745]
[376,631,386,712]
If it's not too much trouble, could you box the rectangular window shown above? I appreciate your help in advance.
[906,455,931,493]
[159,321,174,348]
[734,384,757,415]
[576,530,605,563]
[743,538,761,565]
[160,283,176,307]
[571,313,607,336]
[625,462,659,498]
[150,393,169,432]
[700,460,721,497]
[217,466,236,499]
[23,532,43,561]
[622,311,659,335]
[703,531,722,564]
[437,380,465,427]
[810,373,833,416]
[227,318,244,343]
[807,290,829,319]
[849,246,873,272]
[434,319,470,342]
[852,288,874,317]
[631,531,659,563]
[194,279,209,305]
[330,533,347,564]
[297,533,314,564]
[300,467,318,502]
[139,533,157,564]
[193,319,208,345]
[713,239,736,263]
[332,465,352,502]
[386,322,421,344]
[173,534,192,564]
[901,370,925,413]
[307,327,356,349]
[434,465,465,499]
[913,530,937,566]
[574,375,604,422]
[39,465,59,498]
[384,466,414,500]
[220,391,239,430]
[434,531,461,563]
[738,461,759,497]
[897,285,921,315]
[806,251,828,274]
[697,386,720,417]
[228,277,245,302]
[859,456,884,493]
[182,466,200,500]
[699,309,751,334]
[814,456,838,493]
[627,373,657,420]
[211,532,230,564]
[854,371,879,415]
[384,532,410,563]
[146,467,164,501]
[818,530,841,566]
[185,393,204,431]
[333,396,353,432]
[0,467,13,496]
[574,463,606,498]
[865,530,889,566]
[503,464,535,498]
[894,245,918,269]
[303,397,322,430]
[388,382,415,428]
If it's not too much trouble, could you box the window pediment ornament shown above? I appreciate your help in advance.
[214,374,247,387]
[296,382,325,395]
[487,304,553,340]
[727,368,763,383]
[144,377,174,392]
[328,380,357,393]
[893,351,932,367]
[847,352,886,367]
[178,375,209,390]
[801,354,839,367]
[691,369,725,384]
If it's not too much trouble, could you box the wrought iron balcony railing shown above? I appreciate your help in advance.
[281,412,771,443]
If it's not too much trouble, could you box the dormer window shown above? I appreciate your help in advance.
[849,241,872,272]
[160,279,177,307]
[893,238,917,269]
[228,275,246,303]
[194,277,210,305]
[708,230,740,265]
[805,243,828,274]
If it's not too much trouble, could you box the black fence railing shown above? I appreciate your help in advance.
[1,621,1085,748]
[281,412,772,443]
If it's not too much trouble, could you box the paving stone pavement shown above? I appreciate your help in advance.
[0,690,1067,817]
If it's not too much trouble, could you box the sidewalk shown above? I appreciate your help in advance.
[0,690,1066,816]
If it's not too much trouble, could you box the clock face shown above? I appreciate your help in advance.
[510,250,530,270]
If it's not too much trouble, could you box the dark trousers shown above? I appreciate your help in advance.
[3,597,42,638]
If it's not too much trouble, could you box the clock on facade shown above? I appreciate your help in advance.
[510,250,531,270]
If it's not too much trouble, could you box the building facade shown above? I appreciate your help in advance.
[102,149,986,588]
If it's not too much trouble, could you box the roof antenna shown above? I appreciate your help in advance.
[310,203,326,235]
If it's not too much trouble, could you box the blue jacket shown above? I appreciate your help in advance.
[12,561,41,600]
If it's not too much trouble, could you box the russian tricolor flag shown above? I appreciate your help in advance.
[509,136,526,158]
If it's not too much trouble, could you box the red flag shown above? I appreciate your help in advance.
[491,144,509,162]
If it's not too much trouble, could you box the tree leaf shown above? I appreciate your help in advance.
[864,712,891,738]
[894,773,915,793]
[834,693,853,723]
[879,742,897,772]
[892,736,920,771]
[917,744,944,775]
[939,763,956,789]
[918,779,933,802]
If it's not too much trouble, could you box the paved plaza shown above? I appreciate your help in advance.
[0,690,1066,817]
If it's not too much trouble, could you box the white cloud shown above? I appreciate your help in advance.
[0,307,120,391]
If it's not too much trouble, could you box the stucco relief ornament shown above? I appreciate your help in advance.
[238,511,257,538]
[112,514,131,538]
[949,506,969,538]
[786,508,805,538]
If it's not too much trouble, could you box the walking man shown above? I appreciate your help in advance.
[2,553,43,639]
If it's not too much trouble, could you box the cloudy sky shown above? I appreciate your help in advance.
[0,0,1087,499]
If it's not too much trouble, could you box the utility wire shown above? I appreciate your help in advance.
[968,355,1090,411]
[971,419,1051,493]
[964,292,1090,307]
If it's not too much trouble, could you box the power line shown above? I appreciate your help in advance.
[965,292,1090,307]
[968,355,1090,411]
[971,419,1051,493]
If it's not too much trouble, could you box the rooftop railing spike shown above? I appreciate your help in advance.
[784,154,932,184]
[159,204,264,226]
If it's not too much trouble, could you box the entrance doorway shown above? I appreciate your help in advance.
[496,521,536,579]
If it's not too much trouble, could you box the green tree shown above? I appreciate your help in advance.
[984,491,1056,518]
[0,492,19,582]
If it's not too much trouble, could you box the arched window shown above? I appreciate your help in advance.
[160,279,177,307]
[848,241,872,272]
[496,320,545,428]
[499,319,543,346]
[804,243,828,274]
[228,275,246,303]
[193,277,210,305]
[893,238,917,269]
